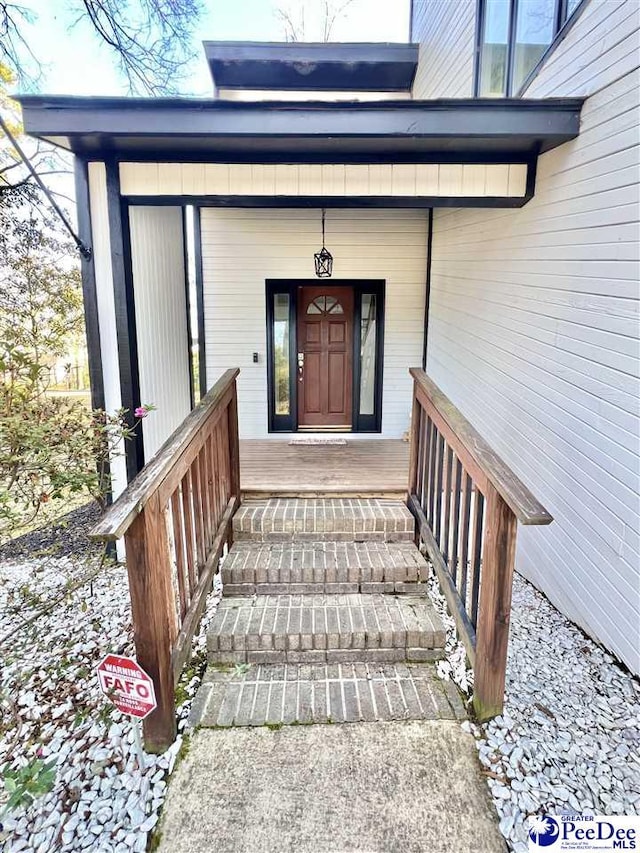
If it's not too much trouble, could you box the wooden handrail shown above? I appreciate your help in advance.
[91,369,240,541]
[91,368,241,752]
[407,368,552,721]
[410,368,552,526]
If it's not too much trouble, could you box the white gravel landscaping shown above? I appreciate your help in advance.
[0,553,221,853]
[2,546,638,853]
[432,570,640,853]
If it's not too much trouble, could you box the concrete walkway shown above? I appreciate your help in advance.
[155,720,505,853]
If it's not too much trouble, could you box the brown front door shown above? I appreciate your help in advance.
[297,285,353,429]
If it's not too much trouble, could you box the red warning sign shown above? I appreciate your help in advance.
[96,654,157,720]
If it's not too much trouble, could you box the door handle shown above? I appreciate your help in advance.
[297,352,304,381]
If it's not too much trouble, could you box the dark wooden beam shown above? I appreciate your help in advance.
[105,160,144,479]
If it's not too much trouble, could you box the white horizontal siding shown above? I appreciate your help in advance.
[411,0,476,98]
[128,207,192,459]
[426,0,640,673]
[201,208,428,439]
[119,162,528,199]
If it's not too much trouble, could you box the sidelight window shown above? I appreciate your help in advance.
[273,294,290,415]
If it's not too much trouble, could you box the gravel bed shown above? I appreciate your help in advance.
[0,553,222,852]
[436,573,639,853]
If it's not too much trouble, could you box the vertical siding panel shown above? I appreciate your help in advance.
[128,206,192,458]
[439,164,463,196]
[344,165,364,195]
[462,165,487,197]
[507,165,528,197]
[484,165,510,197]
[182,163,205,196]
[205,164,230,195]
[157,163,181,195]
[416,164,440,196]
[228,164,253,195]
[391,164,417,196]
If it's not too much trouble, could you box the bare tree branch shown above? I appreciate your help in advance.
[2,0,203,96]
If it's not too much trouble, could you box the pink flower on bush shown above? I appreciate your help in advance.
[134,404,153,419]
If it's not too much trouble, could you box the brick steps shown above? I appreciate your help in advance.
[199,497,463,727]
[207,594,446,665]
[221,541,428,596]
[190,662,466,728]
[232,498,415,543]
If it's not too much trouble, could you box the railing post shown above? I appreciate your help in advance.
[407,379,421,498]
[227,380,241,518]
[124,492,178,752]
[473,482,518,721]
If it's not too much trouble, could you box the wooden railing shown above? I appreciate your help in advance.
[407,368,552,720]
[91,369,241,751]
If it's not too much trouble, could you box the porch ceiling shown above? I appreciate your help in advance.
[17,95,584,159]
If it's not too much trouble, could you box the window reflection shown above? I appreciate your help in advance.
[512,0,555,92]
[359,294,376,416]
[479,0,510,96]
[273,294,290,415]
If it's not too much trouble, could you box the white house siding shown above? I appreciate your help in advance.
[200,208,428,439]
[128,207,192,459]
[425,0,640,672]
[411,0,476,98]
[87,162,127,500]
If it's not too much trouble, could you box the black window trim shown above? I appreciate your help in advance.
[474,0,591,98]
[265,279,385,435]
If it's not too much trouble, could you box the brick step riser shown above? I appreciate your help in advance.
[208,647,444,666]
[232,498,417,543]
[232,531,415,543]
[223,581,425,596]
[190,663,466,728]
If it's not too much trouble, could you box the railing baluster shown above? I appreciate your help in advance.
[470,489,485,628]
[450,456,462,582]
[190,458,205,573]
[208,430,220,529]
[198,441,212,550]
[181,469,197,597]
[415,407,425,506]
[421,416,432,515]
[459,471,472,605]
[427,421,438,528]
[434,433,445,544]
[170,490,188,619]
[442,445,453,561]
[206,432,218,532]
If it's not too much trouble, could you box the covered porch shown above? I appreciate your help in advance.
[239,438,409,497]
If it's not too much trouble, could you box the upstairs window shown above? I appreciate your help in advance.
[476,0,585,96]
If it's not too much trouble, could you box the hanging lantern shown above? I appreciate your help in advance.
[314,208,333,278]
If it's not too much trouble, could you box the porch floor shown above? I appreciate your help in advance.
[239,439,409,497]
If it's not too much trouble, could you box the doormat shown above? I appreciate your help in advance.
[288,438,348,446]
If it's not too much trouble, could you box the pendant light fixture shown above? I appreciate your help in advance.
[314,208,333,278]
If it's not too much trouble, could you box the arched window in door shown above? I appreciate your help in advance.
[306,295,345,315]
